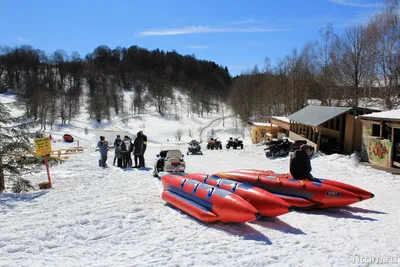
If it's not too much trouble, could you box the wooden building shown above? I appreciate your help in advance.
[246,121,278,144]
[359,110,400,168]
[263,116,290,138]
[285,105,378,153]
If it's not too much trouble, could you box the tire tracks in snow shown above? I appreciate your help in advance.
[198,115,234,141]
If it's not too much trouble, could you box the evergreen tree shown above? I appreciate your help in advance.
[0,101,60,193]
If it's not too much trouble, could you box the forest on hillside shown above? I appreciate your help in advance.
[1,0,400,126]
[0,43,231,127]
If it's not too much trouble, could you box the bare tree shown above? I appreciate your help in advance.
[315,23,341,106]
[175,128,183,141]
[336,25,375,106]
[368,0,400,109]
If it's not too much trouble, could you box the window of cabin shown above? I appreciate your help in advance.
[372,123,380,137]
[382,125,391,140]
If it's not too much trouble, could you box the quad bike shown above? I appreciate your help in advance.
[187,140,203,155]
[226,137,244,149]
[206,138,222,150]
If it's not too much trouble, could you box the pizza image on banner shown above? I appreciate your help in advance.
[34,137,52,157]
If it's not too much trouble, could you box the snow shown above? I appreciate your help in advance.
[359,109,400,121]
[249,122,271,127]
[271,116,290,123]
[1,93,400,267]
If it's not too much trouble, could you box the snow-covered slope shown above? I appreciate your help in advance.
[1,93,399,267]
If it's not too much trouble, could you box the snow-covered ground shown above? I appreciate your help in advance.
[1,93,400,266]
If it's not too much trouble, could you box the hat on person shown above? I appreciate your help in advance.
[300,144,310,151]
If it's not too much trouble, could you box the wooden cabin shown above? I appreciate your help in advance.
[359,110,400,168]
[286,105,378,153]
[263,116,290,139]
[247,121,278,144]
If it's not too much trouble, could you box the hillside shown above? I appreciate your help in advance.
[0,93,400,266]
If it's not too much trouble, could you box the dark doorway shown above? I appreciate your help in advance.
[393,128,400,168]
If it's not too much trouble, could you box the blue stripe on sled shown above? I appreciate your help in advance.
[209,175,254,191]
[169,185,213,211]
[166,190,212,213]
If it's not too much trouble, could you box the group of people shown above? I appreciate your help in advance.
[97,131,147,168]
[97,130,316,180]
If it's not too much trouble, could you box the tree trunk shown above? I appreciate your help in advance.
[0,155,5,192]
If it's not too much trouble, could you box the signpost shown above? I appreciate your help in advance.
[34,137,53,188]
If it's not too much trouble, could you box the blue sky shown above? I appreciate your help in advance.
[0,0,384,76]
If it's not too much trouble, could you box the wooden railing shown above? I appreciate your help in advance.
[50,147,85,159]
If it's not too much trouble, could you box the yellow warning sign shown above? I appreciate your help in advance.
[34,137,52,157]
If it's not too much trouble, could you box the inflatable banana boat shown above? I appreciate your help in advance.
[211,170,369,208]
[184,173,292,217]
[161,174,260,223]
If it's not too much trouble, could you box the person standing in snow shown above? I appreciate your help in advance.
[141,131,147,167]
[97,136,109,167]
[113,135,122,167]
[133,131,145,168]
[289,144,320,183]
[120,135,133,168]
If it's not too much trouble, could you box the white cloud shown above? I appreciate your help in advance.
[185,45,209,49]
[15,36,27,42]
[137,26,287,37]
[328,0,383,8]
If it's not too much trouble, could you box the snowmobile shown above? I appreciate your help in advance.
[153,141,186,177]
[290,140,308,152]
[206,138,222,150]
[226,137,244,149]
[264,137,293,158]
[187,140,203,155]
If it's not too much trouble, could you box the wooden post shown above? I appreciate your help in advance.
[312,127,316,143]
[380,121,383,139]
[334,117,337,130]
[317,126,322,152]
[338,115,343,151]
[391,126,395,167]
[328,119,332,129]
[43,155,52,188]
[58,150,61,159]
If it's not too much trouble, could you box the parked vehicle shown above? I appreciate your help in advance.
[187,140,203,155]
[264,138,314,158]
[206,138,222,150]
[226,137,244,149]
[63,134,74,143]
[153,141,186,177]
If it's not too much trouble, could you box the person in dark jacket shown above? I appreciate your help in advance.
[133,131,145,168]
[141,131,147,167]
[121,135,133,168]
[113,135,122,167]
[289,144,320,182]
